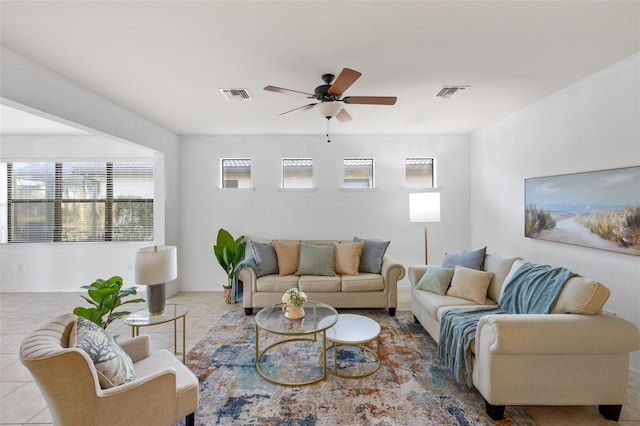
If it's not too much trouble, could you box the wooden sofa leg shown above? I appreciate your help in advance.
[484,400,505,420]
[599,404,622,421]
[185,412,195,426]
[389,308,396,316]
[244,308,253,315]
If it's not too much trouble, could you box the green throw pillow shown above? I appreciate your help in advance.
[416,266,455,295]
[295,242,336,276]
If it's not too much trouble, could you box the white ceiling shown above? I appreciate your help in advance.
[1,1,639,136]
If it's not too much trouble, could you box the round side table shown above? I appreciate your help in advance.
[124,304,189,363]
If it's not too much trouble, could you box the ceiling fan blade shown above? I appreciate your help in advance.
[343,96,397,105]
[279,103,317,117]
[336,108,352,122]
[264,85,314,98]
[328,68,362,95]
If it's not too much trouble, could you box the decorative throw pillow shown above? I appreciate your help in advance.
[446,266,495,304]
[353,237,390,274]
[250,241,279,277]
[272,240,300,276]
[415,266,455,295]
[334,241,365,275]
[71,317,136,389]
[295,242,336,276]
[442,246,487,270]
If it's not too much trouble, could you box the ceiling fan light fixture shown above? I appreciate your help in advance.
[317,101,342,119]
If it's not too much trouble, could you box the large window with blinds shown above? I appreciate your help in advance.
[0,161,154,243]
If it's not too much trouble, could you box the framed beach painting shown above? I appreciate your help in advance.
[524,166,640,256]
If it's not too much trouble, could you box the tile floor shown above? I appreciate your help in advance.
[1,288,638,425]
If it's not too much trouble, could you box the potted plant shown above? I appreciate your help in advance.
[73,275,145,329]
[213,228,246,303]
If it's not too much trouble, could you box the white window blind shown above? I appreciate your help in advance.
[2,161,153,243]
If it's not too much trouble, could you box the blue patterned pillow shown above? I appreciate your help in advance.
[71,317,136,389]
[250,241,279,277]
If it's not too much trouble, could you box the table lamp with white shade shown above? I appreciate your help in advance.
[409,192,441,264]
[134,245,177,315]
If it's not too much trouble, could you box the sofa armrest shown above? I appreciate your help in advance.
[476,313,640,356]
[237,266,257,307]
[408,265,428,286]
[117,335,151,363]
[381,255,406,286]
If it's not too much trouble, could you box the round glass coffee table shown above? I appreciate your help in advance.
[255,301,338,386]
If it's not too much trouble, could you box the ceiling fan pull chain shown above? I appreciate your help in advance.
[326,117,331,143]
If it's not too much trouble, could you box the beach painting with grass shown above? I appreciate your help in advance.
[525,166,640,256]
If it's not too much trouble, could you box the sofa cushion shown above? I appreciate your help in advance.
[334,241,365,275]
[256,274,299,292]
[353,237,390,274]
[483,253,520,303]
[442,246,487,270]
[299,275,341,292]
[273,240,300,276]
[295,242,336,276]
[550,276,611,314]
[414,289,486,320]
[70,317,136,389]
[446,266,494,304]
[250,240,279,277]
[341,273,385,292]
[415,266,455,295]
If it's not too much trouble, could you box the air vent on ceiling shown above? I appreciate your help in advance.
[219,88,252,101]
[433,85,470,99]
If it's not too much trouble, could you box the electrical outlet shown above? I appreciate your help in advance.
[604,309,616,317]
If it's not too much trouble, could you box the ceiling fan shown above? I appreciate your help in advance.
[264,67,397,123]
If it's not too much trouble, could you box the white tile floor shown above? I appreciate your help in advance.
[1,288,638,425]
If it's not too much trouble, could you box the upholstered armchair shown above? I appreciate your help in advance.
[20,314,199,426]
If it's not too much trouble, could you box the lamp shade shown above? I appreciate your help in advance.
[409,192,441,223]
[317,101,342,118]
[134,246,177,285]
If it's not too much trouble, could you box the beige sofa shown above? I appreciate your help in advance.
[238,239,406,315]
[409,253,640,421]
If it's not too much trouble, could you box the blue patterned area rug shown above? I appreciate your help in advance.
[185,309,536,426]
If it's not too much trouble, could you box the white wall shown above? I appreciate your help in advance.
[178,134,471,291]
[470,53,640,369]
[0,47,180,293]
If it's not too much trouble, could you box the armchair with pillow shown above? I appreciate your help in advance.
[238,238,405,315]
[20,314,199,426]
[409,247,640,421]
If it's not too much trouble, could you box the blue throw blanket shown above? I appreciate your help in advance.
[437,262,575,387]
[232,257,256,304]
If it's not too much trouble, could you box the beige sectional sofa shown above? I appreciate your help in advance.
[409,251,640,421]
[238,239,405,316]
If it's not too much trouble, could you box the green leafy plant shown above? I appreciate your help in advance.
[73,275,144,329]
[213,228,246,288]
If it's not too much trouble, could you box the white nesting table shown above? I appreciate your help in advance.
[325,313,381,379]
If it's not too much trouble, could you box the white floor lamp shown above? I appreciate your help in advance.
[134,246,177,315]
[409,192,441,265]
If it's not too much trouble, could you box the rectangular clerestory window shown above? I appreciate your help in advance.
[221,158,252,189]
[343,158,374,188]
[282,158,314,189]
[405,157,435,188]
